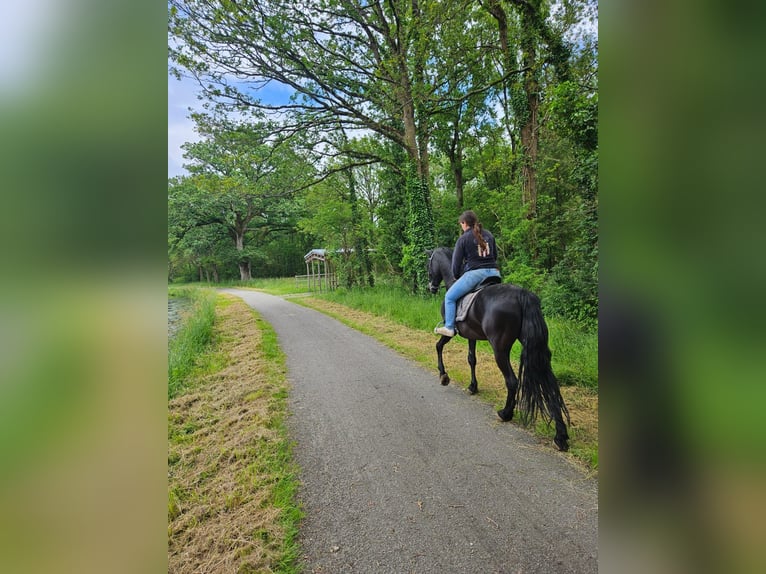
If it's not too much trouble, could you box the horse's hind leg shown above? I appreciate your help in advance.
[467,339,479,394]
[436,336,451,386]
[493,345,519,422]
[553,416,569,452]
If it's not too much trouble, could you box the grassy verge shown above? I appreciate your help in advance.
[168,286,218,398]
[168,293,302,573]
[173,277,309,297]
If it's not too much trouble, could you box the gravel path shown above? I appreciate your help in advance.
[223,289,597,574]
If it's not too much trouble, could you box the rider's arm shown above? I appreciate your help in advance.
[452,235,465,278]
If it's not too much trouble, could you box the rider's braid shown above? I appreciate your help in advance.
[459,210,489,256]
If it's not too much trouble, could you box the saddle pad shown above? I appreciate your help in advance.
[456,290,481,322]
[455,277,501,322]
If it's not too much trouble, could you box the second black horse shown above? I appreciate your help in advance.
[427,247,570,451]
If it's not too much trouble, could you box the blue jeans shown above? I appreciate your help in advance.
[444,268,501,329]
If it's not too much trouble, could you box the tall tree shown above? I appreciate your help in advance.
[168,176,233,281]
[427,3,500,210]
[346,166,375,287]
[169,0,598,314]
[170,113,312,280]
[169,0,477,289]
[482,0,571,217]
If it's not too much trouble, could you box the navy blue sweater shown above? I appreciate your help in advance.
[451,228,498,278]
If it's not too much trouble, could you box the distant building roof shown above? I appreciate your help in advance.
[304,249,328,262]
[305,247,375,262]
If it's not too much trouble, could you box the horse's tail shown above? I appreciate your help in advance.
[517,289,570,426]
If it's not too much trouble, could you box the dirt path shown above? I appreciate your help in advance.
[223,289,597,573]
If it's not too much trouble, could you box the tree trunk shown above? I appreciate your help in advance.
[485,0,540,217]
[231,230,252,281]
[520,91,539,216]
[239,260,251,281]
[448,122,464,209]
[347,168,374,288]
[397,54,434,292]
[401,82,420,171]
[519,5,540,217]
[455,166,464,210]
[234,230,251,281]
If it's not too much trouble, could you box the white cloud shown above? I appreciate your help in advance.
[167,73,203,178]
[167,72,299,178]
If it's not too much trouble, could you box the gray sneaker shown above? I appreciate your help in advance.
[434,326,456,337]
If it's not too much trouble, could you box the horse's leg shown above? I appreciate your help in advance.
[492,344,519,422]
[467,339,478,394]
[552,415,569,452]
[545,394,570,451]
[436,336,451,386]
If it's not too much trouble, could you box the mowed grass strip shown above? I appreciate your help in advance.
[168,294,302,574]
[297,297,598,472]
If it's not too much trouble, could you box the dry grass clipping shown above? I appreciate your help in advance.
[168,296,292,574]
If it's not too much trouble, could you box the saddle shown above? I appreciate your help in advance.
[455,276,502,322]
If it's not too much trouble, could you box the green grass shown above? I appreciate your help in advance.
[244,276,311,295]
[168,286,218,398]
[172,277,310,296]
[249,311,303,574]
[547,317,598,388]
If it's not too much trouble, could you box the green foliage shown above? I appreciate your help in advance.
[170,0,598,323]
[548,81,598,152]
[401,162,435,293]
[297,168,375,288]
[168,115,315,281]
[297,178,352,246]
[375,149,409,275]
[537,79,598,325]
[510,84,530,126]
[430,186,462,248]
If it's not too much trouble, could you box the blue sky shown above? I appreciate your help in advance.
[167,73,202,178]
[167,72,296,178]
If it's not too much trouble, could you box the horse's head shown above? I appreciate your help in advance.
[426,248,449,294]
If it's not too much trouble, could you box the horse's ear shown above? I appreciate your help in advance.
[425,249,433,256]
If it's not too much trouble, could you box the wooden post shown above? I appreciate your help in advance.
[320,258,326,291]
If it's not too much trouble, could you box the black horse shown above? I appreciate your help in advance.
[427,247,570,451]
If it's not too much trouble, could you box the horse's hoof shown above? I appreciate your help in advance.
[467,385,478,395]
[497,409,513,422]
[554,437,569,452]
[440,374,450,386]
